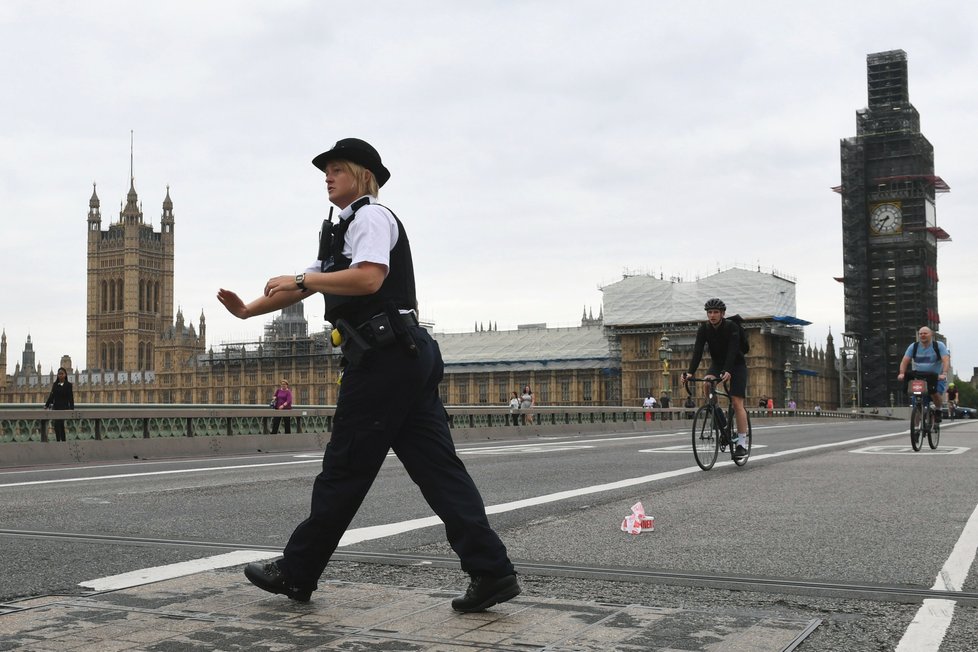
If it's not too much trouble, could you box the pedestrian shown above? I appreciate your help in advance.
[217,138,519,612]
[520,385,534,425]
[508,391,521,426]
[766,397,774,415]
[44,367,74,442]
[643,393,655,421]
[659,391,671,420]
[270,379,293,434]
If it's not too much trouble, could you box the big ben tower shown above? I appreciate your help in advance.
[838,50,950,407]
[86,150,175,372]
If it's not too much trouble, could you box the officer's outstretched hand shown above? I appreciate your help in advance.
[217,288,249,319]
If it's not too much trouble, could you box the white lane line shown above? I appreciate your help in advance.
[0,433,681,488]
[895,501,978,651]
[0,460,322,488]
[79,550,280,591]
[78,427,912,591]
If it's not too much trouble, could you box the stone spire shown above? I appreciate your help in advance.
[121,177,142,224]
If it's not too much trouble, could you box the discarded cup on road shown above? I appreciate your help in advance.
[620,501,655,535]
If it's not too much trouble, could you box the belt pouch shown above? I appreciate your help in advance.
[364,314,397,348]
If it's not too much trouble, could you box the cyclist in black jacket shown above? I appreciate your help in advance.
[682,298,749,458]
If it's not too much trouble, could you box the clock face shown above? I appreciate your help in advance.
[870,202,902,235]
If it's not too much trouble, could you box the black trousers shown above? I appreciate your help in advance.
[279,327,514,588]
[271,415,291,434]
[51,419,67,442]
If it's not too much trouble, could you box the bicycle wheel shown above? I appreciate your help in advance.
[732,409,752,467]
[910,404,923,451]
[692,405,720,471]
[928,415,940,449]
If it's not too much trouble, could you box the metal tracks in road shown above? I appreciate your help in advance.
[3,528,976,607]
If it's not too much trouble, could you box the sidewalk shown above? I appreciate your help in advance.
[0,568,819,651]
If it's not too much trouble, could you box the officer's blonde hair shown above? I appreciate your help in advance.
[336,160,380,197]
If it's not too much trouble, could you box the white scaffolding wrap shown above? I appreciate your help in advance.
[601,268,798,326]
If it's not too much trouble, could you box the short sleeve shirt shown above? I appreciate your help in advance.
[905,341,948,375]
[306,196,398,275]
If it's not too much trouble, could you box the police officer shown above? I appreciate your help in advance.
[217,138,519,612]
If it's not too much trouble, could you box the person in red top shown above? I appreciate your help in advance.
[271,379,293,434]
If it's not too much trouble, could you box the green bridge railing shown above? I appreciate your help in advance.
[0,404,876,444]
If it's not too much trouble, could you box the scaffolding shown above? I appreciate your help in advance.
[837,50,949,407]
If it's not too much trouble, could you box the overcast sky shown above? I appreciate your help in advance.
[2,1,976,380]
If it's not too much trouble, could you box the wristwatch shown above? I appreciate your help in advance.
[295,273,307,291]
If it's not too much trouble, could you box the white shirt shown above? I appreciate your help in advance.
[306,196,398,276]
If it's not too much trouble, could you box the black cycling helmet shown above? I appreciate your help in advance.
[704,298,726,311]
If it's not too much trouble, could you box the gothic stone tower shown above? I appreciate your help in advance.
[838,50,950,407]
[86,179,175,371]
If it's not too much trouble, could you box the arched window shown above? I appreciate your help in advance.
[117,279,123,312]
[101,281,108,311]
[101,343,108,370]
[154,282,160,313]
[146,343,153,370]
[108,344,115,371]
[138,342,145,370]
[109,280,116,311]
[139,280,145,312]
[116,342,124,371]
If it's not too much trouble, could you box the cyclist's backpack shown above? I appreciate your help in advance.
[726,314,750,355]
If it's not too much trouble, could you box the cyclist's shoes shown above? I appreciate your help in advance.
[733,445,748,459]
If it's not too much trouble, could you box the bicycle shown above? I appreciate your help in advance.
[684,377,752,470]
[906,371,940,451]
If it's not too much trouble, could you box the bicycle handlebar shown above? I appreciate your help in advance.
[682,376,730,397]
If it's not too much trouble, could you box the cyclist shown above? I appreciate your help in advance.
[897,326,950,422]
[946,383,959,419]
[682,298,749,459]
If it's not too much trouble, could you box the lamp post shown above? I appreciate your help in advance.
[784,359,793,407]
[850,379,858,410]
[658,335,672,396]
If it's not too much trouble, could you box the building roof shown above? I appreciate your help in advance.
[601,267,797,326]
[434,324,613,371]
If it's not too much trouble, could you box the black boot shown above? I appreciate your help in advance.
[244,560,313,602]
[451,574,521,613]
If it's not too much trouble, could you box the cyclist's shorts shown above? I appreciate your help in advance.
[708,363,747,398]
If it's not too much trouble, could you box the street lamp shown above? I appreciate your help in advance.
[784,359,793,407]
[658,335,672,396]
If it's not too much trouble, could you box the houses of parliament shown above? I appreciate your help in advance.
[0,168,841,410]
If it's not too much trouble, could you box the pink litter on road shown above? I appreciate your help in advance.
[620,501,655,534]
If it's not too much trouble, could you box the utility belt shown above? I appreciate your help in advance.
[333,309,419,366]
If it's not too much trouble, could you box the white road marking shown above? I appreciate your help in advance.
[0,433,682,488]
[852,446,969,455]
[79,550,280,591]
[639,445,768,453]
[895,501,978,652]
[460,444,594,455]
[77,427,919,591]
[0,459,321,488]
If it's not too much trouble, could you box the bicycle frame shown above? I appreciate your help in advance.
[907,374,940,451]
[684,377,751,470]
